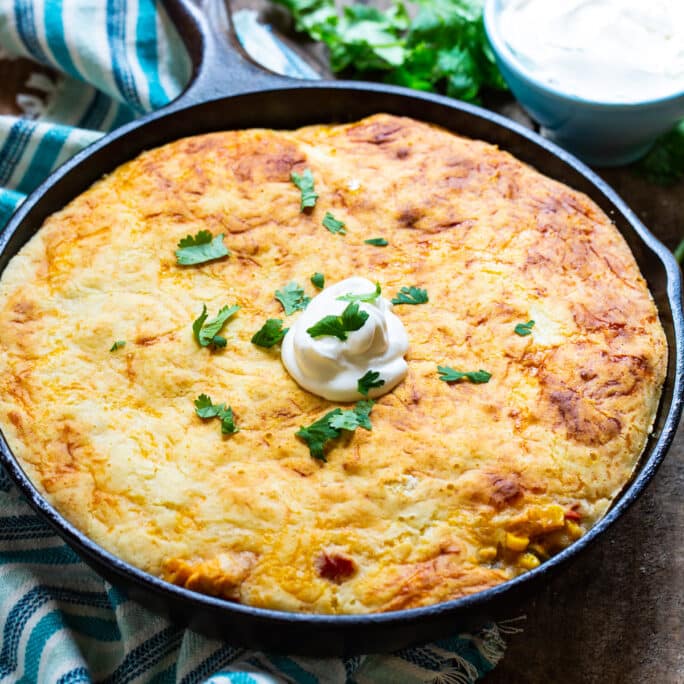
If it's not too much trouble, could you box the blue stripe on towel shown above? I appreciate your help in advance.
[23,611,71,683]
[0,120,37,186]
[43,0,81,80]
[0,189,25,229]
[136,0,167,109]
[99,626,184,684]
[15,0,50,64]
[106,0,144,111]
[16,123,71,194]
[56,667,91,684]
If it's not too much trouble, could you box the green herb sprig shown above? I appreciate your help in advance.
[357,370,385,396]
[291,169,318,210]
[194,394,239,434]
[275,281,311,315]
[322,212,346,235]
[175,230,229,265]
[337,282,381,304]
[437,366,491,384]
[296,400,375,460]
[193,304,239,348]
[391,285,428,305]
[307,301,369,341]
[514,320,535,336]
[270,0,507,103]
[251,319,289,348]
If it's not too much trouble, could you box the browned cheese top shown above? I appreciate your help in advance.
[0,115,667,613]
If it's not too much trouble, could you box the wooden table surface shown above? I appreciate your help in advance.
[0,4,682,681]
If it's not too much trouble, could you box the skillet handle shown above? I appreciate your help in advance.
[163,0,294,108]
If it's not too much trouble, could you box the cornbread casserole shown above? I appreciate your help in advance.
[0,114,667,613]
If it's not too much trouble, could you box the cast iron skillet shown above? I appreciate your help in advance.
[0,0,682,657]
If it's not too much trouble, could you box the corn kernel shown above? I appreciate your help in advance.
[518,552,540,570]
[528,543,549,560]
[565,520,583,540]
[478,546,498,562]
[505,532,529,552]
[529,504,565,531]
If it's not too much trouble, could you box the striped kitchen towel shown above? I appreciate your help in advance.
[0,2,520,682]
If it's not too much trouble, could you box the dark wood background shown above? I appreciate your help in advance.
[0,2,681,680]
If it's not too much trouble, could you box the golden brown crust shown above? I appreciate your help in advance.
[0,114,667,613]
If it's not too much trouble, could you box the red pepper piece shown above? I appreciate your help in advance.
[316,552,356,583]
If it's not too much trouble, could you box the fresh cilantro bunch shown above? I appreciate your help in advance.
[272,0,507,102]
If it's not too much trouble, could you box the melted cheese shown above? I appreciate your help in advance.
[0,115,667,614]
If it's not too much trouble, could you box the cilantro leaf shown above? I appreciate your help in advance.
[291,169,318,210]
[322,212,347,235]
[251,319,289,347]
[271,0,507,104]
[364,237,388,246]
[311,272,325,289]
[328,409,364,431]
[327,400,374,431]
[194,394,239,434]
[296,409,343,461]
[307,301,369,341]
[176,231,229,265]
[178,230,212,249]
[514,320,535,336]
[337,282,381,303]
[306,316,350,341]
[352,399,374,430]
[194,393,224,418]
[437,366,491,384]
[219,406,239,434]
[341,301,370,330]
[193,304,239,348]
[275,281,311,315]
[296,400,375,460]
[109,340,126,352]
[391,285,429,305]
[357,370,385,396]
[192,305,208,341]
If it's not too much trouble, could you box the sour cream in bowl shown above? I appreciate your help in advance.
[484,0,684,166]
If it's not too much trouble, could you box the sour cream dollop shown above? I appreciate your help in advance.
[499,0,684,103]
[281,277,409,401]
